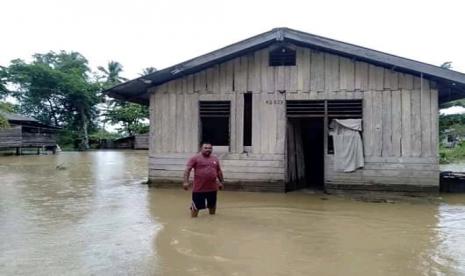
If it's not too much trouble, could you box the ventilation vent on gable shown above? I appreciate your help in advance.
[269,46,296,66]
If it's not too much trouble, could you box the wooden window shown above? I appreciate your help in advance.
[199,101,230,146]
[269,46,296,66]
[327,100,363,154]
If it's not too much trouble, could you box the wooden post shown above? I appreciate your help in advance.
[16,147,20,155]
[37,147,40,155]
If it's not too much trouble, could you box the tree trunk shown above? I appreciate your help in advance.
[79,107,90,151]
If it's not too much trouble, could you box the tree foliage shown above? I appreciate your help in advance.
[105,102,149,135]
[99,64,149,136]
[440,61,452,69]
[5,51,100,150]
[98,61,127,89]
[0,66,8,98]
[140,67,157,76]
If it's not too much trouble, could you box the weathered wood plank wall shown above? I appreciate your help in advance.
[148,45,440,191]
[0,126,22,148]
[134,133,149,149]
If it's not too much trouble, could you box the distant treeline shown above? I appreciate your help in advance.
[0,51,156,150]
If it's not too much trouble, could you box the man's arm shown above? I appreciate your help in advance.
[183,167,192,190]
[217,161,224,190]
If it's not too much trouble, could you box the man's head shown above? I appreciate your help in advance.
[200,143,213,157]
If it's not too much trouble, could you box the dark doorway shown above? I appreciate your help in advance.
[286,118,324,191]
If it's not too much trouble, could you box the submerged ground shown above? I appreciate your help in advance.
[1,151,464,275]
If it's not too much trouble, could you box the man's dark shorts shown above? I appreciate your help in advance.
[191,191,217,211]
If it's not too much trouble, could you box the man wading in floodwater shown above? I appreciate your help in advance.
[183,143,224,217]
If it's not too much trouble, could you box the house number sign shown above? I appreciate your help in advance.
[265,100,284,105]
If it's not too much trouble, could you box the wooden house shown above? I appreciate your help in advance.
[0,111,59,154]
[106,28,465,193]
[113,133,149,149]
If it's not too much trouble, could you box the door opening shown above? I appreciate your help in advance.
[286,118,324,191]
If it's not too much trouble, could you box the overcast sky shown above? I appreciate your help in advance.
[1,0,464,80]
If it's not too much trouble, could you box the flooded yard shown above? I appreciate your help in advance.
[1,151,465,275]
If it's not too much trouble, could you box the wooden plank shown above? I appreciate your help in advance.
[372,91,383,156]
[365,156,437,164]
[361,169,438,178]
[413,76,422,89]
[368,64,384,91]
[150,169,284,180]
[247,52,260,92]
[150,157,284,167]
[230,94,237,153]
[224,60,234,93]
[275,92,286,154]
[262,94,271,153]
[287,121,296,185]
[399,73,413,90]
[234,56,247,92]
[310,50,325,92]
[186,74,195,94]
[151,163,285,174]
[421,81,432,157]
[391,90,402,156]
[175,92,184,153]
[401,89,411,157]
[363,91,373,157]
[384,69,399,90]
[252,93,262,153]
[430,89,439,157]
[275,66,285,92]
[160,92,169,153]
[297,47,311,93]
[150,152,285,160]
[382,90,392,156]
[153,90,161,153]
[269,94,278,153]
[167,92,177,152]
[324,53,339,92]
[259,48,274,93]
[148,90,155,157]
[339,56,355,91]
[219,62,229,93]
[410,89,422,157]
[355,61,369,91]
[183,93,197,152]
[206,66,220,93]
[235,92,244,154]
[194,71,206,93]
[287,60,298,93]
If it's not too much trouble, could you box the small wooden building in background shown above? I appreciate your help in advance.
[113,133,149,149]
[0,111,59,154]
[107,28,465,193]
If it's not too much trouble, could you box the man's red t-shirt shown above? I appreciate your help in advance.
[186,154,221,192]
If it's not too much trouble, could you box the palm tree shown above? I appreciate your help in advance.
[98,61,127,88]
[440,61,452,70]
[140,67,157,76]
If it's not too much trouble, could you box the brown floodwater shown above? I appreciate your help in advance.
[1,151,465,275]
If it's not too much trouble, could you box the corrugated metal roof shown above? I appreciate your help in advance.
[106,27,465,104]
[0,111,60,129]
[0,111,39,122]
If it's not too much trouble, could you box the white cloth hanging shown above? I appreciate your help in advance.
[329,119,364,172]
